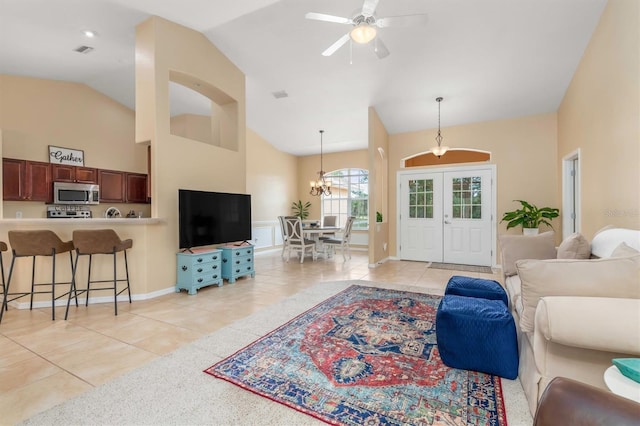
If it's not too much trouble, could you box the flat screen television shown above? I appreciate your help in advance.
[178,189,252,249]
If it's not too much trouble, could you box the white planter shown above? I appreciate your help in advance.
[523,227,539,236]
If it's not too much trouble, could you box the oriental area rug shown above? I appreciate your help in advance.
[205,285,507,426]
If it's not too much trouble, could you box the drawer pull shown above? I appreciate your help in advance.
[197,278,203,283]
[197,268,203,273]
[213,274,218,279]
[181,265,188,271]
[235,251,241,256]
[197,258,203,263]
[246,266,252,271]
[235,260,240,265]
[212,255,218,260]
[235,269,240,273]
[213,265,218,269]
[223,259,228,263]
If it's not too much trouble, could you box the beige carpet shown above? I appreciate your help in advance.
[22,280,533,426]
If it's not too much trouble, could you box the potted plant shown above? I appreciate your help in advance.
[501,200,559,235]
[376,211,383,222]
[291,200,311,220]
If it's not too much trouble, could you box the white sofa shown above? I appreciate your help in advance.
[499,227,640,415]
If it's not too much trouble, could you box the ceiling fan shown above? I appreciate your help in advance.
[305,0,428,59]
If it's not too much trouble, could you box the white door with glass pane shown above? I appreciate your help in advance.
[399,167,494,266]
[399,173,443,261]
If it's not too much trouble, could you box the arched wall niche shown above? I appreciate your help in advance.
[402,148,491,167]
[169,70,239,150]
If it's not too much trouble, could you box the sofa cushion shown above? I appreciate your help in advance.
[556,233,591,259]
[515,256,640,333]
[499,231,556,277]
[504,274,521,310]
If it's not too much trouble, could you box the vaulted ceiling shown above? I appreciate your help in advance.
[0,0,607,155]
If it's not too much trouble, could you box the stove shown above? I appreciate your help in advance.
[47,205,92,219]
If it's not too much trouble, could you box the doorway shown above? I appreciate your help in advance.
[562,150,581,239]
[398,165,496,266]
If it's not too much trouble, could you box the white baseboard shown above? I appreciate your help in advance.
[7,286,178,310]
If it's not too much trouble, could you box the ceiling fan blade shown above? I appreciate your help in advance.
[376,14,429,28]
[305,12,352,25]
[373,37,390,59]
[322,33,351,56]
[361,0,380,16]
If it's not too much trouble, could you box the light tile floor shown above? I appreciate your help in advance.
[0,250,501,424]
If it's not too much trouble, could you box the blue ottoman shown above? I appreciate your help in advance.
[445,275,508,306]
[436,295,519,379]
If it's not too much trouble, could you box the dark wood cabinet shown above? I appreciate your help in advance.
[126,173,148,203]
[2,158,51,201]
[3,157,148,204]
[75,167,98,183]
[98,169,126,203]
[27,161,52,201]
[51,164,97,184]
[2,158,26,200]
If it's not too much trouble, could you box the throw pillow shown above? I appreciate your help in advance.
[612,242,640,257]
[515,256,640,333]
[557,233,591,259]
[499,231,556,277]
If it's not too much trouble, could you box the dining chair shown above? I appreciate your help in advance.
[283,216,317,263]
[318,215,337,241]
[278,216,296,259]
[322,216,356,261]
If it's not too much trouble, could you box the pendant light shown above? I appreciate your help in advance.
[310,130,332,196]
[431,97,449,158]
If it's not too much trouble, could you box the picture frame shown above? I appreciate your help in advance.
[48,145,84,166]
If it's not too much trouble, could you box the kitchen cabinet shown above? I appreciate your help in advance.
[98,169,126,203]
[51,164,97,184]
[126,173,148,203]
[2,158,51,201]
[3,158,25,200]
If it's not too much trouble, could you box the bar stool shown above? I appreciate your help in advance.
[65,229,132,318]
[0,230,75,324]
[0,242,7,313]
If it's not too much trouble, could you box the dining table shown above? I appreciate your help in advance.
[302,225,340,258]
[302,226,340,240]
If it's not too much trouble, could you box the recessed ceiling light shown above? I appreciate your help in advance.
[82,30,98,38]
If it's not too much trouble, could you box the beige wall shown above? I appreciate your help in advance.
[388,113,558,256]
[558,0,640,238]
[135,16,248,294]
[246,128,298,221]
[0,74,150,219]
[368,107,390,265]
[297,149,368,219]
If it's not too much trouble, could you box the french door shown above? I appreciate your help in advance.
[398,166,495,266]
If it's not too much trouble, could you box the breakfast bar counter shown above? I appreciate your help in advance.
[0,217,169,311]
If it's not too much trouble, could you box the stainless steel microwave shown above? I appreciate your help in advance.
[53,182,100,205]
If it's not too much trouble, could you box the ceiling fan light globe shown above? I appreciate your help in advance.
[350,24,377,44]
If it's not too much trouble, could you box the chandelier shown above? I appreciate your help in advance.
[310,130,332,196]
[431,97,449,158]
